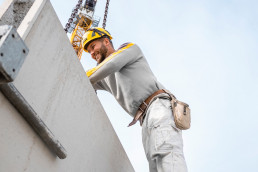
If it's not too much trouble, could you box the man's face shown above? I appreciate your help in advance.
[87,39,108,64]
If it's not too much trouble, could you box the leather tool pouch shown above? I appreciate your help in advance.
[163,90,191,130]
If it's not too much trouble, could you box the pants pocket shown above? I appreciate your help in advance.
[155,125,179,151]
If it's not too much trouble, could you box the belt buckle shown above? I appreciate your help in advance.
[139,101,148,112]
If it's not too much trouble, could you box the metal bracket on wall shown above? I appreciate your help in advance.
[0,25,67,159]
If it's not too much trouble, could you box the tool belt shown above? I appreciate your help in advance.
[128,89,191,130]
[128,90,166,127]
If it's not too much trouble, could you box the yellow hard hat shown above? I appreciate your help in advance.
[82,27,112,52]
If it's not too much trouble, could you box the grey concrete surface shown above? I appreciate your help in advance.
[0,0,34,28]
[0,0,134,171]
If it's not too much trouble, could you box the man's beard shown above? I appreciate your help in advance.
[97,44,108,64]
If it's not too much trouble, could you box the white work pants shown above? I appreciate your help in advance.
[142,97,188,172]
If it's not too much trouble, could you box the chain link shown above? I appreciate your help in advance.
[64,0,83,33]
[65,0,110,31]
[102,0,110,29]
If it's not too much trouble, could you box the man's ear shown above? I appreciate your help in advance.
[103,37,110,46]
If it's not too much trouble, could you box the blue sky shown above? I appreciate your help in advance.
[1,0,258,171]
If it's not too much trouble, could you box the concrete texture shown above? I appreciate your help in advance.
[0,0,34,28]
[0,0,134,171]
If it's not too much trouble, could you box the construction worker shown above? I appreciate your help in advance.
[83,27,188,172]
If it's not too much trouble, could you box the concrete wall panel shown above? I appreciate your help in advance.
[0,0,134,171]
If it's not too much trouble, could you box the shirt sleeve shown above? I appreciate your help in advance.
[86,43,142,84]
[92,81,105,90]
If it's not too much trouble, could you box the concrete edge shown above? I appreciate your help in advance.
[17,0,48,40]
[0,0,13,19]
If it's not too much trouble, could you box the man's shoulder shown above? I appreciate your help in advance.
[117,42,138,50]
[117,42,132,50]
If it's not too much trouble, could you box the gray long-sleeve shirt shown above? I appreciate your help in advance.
[87,43,165,117]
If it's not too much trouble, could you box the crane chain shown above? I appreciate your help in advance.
[64,0,83,33]
[102,0,110,29]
